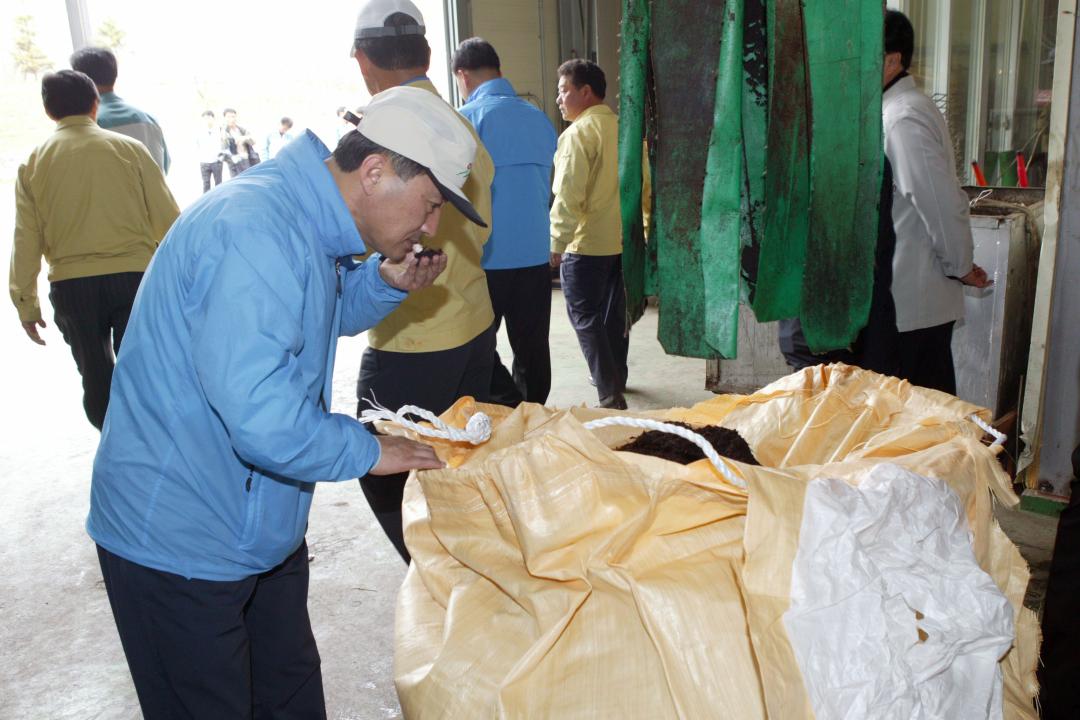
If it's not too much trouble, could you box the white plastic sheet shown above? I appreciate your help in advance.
[783,463,1015,720]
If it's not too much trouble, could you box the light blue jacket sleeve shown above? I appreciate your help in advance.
[189,237,381,480]
[339,256,407,337]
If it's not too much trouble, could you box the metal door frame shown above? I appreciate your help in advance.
[64,0,92,51]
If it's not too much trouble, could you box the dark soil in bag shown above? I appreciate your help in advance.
[616,423,759,466]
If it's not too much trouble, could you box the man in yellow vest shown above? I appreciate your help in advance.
[350,0,496,562]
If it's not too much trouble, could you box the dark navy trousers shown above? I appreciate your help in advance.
[48,271,143,430]
[486,263,553,406]
[896,321,956,395]
[97,542,325,719]
[559,252,628,405]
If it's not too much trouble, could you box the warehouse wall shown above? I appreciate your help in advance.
[458,0,623,128]
[594,0,621,114]
[456,0,562,128]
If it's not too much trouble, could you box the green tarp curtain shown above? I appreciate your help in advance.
[648,0,732,358]
[618,0,883,358]
[751,0,810,323]
[617,0,651,327]
[699,0,746,360]
[799,0,882,351]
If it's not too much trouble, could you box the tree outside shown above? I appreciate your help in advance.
[96,18,126,51]
[12,15,52,79]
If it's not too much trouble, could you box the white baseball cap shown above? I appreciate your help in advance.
[349,85,486,227]
[353,0,425,47]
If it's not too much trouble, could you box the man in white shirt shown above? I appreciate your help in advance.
[883,10,990,394]
[196,110,225,193]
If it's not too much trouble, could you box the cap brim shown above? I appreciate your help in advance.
[427,170,487,228]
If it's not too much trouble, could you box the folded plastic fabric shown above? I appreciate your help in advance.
[389,365,1039,719]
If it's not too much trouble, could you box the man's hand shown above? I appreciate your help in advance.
[21,319,46,345]
[959,264,993,289]
[370,435,445,475]
[379,249,448,292]
[549,251,563,269]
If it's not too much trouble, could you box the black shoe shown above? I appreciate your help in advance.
[597,393,628,411]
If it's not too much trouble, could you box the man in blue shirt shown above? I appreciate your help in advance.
[87,86,482,718]
[71,46,171,173]
[454,37,558,405]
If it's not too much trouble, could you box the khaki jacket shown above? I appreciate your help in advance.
[550,104,622,256]
[10,116,179,322]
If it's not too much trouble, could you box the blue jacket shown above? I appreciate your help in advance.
[88,131,405,581]
[460,78,557,270]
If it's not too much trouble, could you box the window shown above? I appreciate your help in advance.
[887,0,1058,187]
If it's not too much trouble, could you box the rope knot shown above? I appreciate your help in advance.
[358,397,492,445]
[464,412,493,444]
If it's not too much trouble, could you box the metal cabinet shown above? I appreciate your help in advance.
[953,189,1043,416]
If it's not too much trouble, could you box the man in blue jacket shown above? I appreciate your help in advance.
[454,37,558,405]
[88,86,483,718]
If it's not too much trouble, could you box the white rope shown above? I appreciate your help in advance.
[969,188,994,208]
[359,400,1002,484]
[359,398,742,485]
[359,398,492,444]
[969,414,1007,448]
[583,416,747,488]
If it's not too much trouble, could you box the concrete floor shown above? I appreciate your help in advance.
[0,279,1060,719]
[995,502,1061,611]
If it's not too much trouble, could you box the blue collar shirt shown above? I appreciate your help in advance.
[460,78,557,270]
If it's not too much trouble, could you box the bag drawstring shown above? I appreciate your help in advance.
[358,402,1002,489]
[359,398,493,445]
